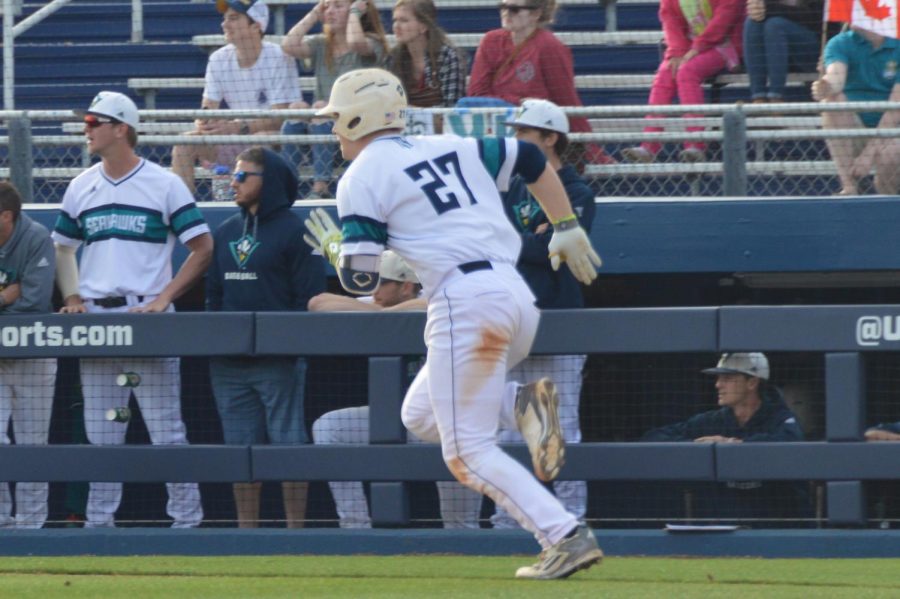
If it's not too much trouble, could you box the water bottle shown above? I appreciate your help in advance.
[116,372,141,388]
[211,164,234,202]
[105,407,132,423]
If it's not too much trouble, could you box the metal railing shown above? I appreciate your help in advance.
[5,102,900,202]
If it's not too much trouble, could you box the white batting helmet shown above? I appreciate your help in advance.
[315,68,407,141]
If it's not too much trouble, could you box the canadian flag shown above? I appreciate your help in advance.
[827,0,900,37]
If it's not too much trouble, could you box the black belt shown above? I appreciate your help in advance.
[91,296,144,308]
[458,261,493,274]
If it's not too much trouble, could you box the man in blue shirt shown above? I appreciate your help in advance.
[643,353,809,523]
[814,26,900,195]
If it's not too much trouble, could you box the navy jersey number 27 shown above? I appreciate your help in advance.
[404,151,478,215]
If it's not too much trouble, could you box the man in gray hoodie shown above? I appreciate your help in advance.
[0,181,57,528]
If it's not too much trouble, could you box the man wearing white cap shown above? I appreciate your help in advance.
[52,91,213,528]
[491,98,595,530]
[172,0,302,196]
[307,251,482,529]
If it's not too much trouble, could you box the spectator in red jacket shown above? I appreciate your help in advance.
[466,0,614,164]
[622,0,745,163]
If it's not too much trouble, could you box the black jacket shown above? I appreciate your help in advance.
[207,148,325,312]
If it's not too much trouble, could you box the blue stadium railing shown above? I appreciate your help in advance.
[2,307,900,526]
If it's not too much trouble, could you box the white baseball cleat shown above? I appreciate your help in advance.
[515,525,603,580]
[515,377,565,482]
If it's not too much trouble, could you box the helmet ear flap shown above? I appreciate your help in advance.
[346,116,363,133]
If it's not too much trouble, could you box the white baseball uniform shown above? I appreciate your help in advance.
[337,134,579,549]
[52,159,209,528]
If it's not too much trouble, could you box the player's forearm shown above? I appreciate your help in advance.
[283,9,318,58]
[308,293,379,312]
[54,243,81,303]
[0,282,21,310]
[159,235,213,305]
[525,164,578,225]
[381,297,427,312]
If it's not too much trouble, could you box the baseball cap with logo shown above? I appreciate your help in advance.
[702,352,770,380]
[217,0,270,32]
[77,91,140,129]
[379,250,418,284]
[503,98,570,135]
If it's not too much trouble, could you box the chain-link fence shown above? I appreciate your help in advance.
[6,102,900,203]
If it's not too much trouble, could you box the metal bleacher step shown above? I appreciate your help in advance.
[189,30,664,52]
[585,160,838,178]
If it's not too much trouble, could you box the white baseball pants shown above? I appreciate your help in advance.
[80,298,202,528]
[401,264,578,549]
[0,358,57,529]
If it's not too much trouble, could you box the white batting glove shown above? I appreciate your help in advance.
[303,207,342,268]
[548,225,602,285]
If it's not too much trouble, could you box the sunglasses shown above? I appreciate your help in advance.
[232,170,264,183]
[83,115,118,128]
[498,3,536,13]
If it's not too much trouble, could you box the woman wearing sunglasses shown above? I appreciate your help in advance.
[466,0,614,165]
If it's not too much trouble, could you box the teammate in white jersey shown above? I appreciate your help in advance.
[305,68,603,579]
[52,91,213,528]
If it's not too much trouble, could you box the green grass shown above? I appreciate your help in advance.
[0,556,898,598]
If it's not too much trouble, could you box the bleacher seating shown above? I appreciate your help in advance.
[3,0,833,200]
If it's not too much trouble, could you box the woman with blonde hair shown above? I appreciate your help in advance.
[281,0,388,198]
[388,0,466,108]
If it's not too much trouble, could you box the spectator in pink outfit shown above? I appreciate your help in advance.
[622,0,745,163]
[466,0,615,164]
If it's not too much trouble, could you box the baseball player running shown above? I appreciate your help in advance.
[309,251,482,529]
[52,91,212,528]
[305,68,603,579]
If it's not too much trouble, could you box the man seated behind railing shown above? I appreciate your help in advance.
[642,353,810,524]
[171,0,301,198]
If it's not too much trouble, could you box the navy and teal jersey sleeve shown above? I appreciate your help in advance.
[475,137,520,191]
[53,210,83,243]
[341,214,389,246]
[171,203,208,239]
[512,140,547,183]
